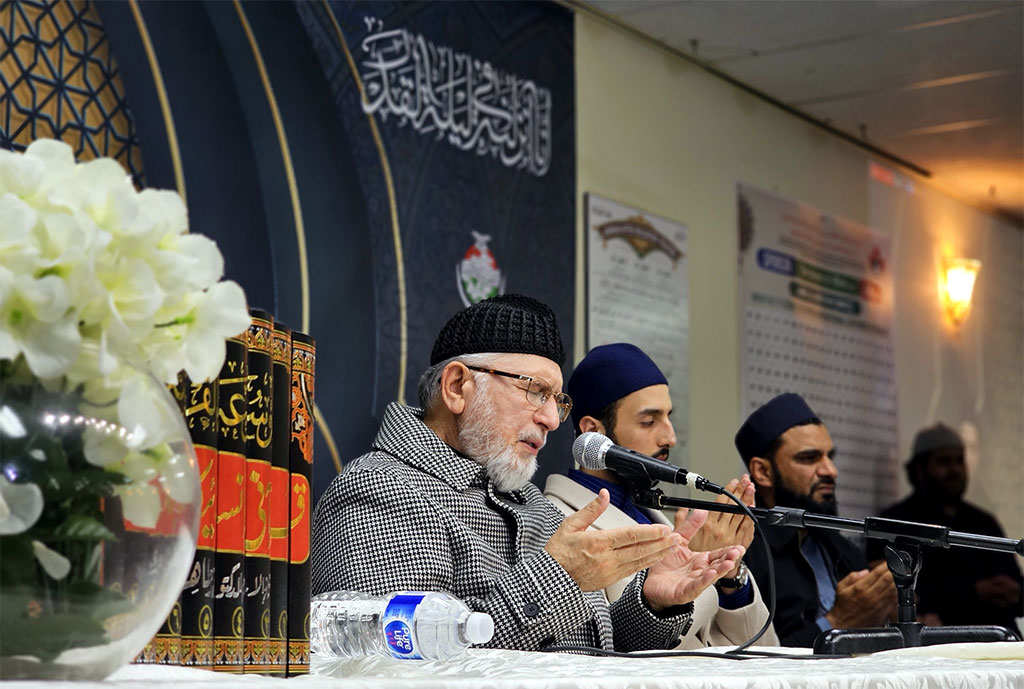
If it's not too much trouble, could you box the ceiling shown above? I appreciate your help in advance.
[582,0,1024,225]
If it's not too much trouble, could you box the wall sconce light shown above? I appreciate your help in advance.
[941,257,981,327]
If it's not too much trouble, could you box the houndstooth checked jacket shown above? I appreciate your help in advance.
[311,403,693,652]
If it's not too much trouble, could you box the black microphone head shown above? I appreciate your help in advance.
[573,432,611,470]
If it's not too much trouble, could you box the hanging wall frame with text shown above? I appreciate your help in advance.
[737,183,900,519]
[585,193,690,463]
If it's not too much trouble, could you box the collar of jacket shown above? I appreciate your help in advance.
[372,402,505,494]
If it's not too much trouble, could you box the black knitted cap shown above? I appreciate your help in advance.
[430,294,566,366]
[734,393,820,466]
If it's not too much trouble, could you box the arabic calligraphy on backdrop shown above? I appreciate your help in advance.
[359,16,552,176]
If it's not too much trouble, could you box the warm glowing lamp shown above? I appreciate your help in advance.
[942,257,981,326]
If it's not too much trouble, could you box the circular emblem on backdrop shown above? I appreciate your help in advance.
[231,606,244,637]
[456,231,506,307]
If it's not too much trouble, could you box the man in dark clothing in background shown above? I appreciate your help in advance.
[868,423,1022,635]
[737,393,897,647]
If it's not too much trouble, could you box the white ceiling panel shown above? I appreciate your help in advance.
[583,0,1024,221]
[804,74,1023,136]
[719,15,1022,102]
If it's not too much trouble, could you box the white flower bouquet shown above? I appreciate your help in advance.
[0,140,251,673]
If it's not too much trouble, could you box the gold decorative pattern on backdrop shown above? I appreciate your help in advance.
[323,0,409,405]
[0,0,144,185]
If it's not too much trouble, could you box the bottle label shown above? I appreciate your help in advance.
[383,593,425,659]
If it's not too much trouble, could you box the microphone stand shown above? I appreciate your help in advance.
[631,487,1023,655]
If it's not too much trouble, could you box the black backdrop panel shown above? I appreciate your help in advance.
[299,0,577,493]
[90,0,575,502]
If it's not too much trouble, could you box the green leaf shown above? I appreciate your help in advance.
[66,581,135,622]
[37,468,125,509]
[0,536,38,588]
[50,515,117,542]
[0,611,110,662]
[82,540,103,581]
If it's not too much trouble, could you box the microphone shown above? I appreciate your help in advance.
[572,432,724,494]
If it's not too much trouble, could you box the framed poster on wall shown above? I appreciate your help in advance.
[585,193,690,462]
[737,182,899,519]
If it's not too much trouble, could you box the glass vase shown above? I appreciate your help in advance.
[0,355,200,680]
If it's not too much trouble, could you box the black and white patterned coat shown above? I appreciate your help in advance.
[311,403,692,652]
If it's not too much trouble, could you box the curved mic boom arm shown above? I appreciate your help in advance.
[633,490,1024,556]
[632,487,1022,654]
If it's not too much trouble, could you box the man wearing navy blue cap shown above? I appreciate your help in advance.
[545,343,776,648]
[314,297,744,653]
[736,393,896,647]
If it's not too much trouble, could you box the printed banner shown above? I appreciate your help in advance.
[737,183,899,518]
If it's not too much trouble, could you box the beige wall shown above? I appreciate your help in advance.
[876,177,1023,536]
[574,12,1023,536]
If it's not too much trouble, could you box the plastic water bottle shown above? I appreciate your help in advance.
[310,590,495,660]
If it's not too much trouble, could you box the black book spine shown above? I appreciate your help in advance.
[213,333,247,672]
[286,332,315,676]
[267,323,292,675]
[243,309,273,673]
[180,376,218,669]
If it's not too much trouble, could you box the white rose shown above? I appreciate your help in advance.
[117,370,184,451]
[32,540,71,580]
[115,483,162,530]
[152,233,225,295]
[0,193,41,276]
[0,273,81,378]
[0,147,45,197]
[143,280,249,385]
[0,475,44,535]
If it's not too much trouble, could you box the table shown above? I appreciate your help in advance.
[2,643,1022,688]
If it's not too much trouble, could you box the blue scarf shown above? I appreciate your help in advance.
[566,469,653,525]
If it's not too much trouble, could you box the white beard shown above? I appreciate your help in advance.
[485,444,537,494]
[458,380,539,493]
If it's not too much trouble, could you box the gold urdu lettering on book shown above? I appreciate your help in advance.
[244,468,270,552]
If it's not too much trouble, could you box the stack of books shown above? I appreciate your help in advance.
[133,309,315,676]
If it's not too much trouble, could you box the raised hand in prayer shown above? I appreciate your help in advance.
[826,561,898,629]
[687,474,756,583]
[545,488,682,592]
[642,507,745,612]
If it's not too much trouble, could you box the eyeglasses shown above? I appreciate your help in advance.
[466,366,573,423]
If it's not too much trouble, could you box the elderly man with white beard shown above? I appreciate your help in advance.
[311,295,744,652]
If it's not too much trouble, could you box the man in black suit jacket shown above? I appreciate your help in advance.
[736,393,897,647]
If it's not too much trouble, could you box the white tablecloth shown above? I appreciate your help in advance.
[3,643,1022,688]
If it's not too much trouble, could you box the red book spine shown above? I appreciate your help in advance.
[180,376,218,669]
[286,332,315,676]
[267,323,292,675]
[243,309,274,672]
[213,333,247,672]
